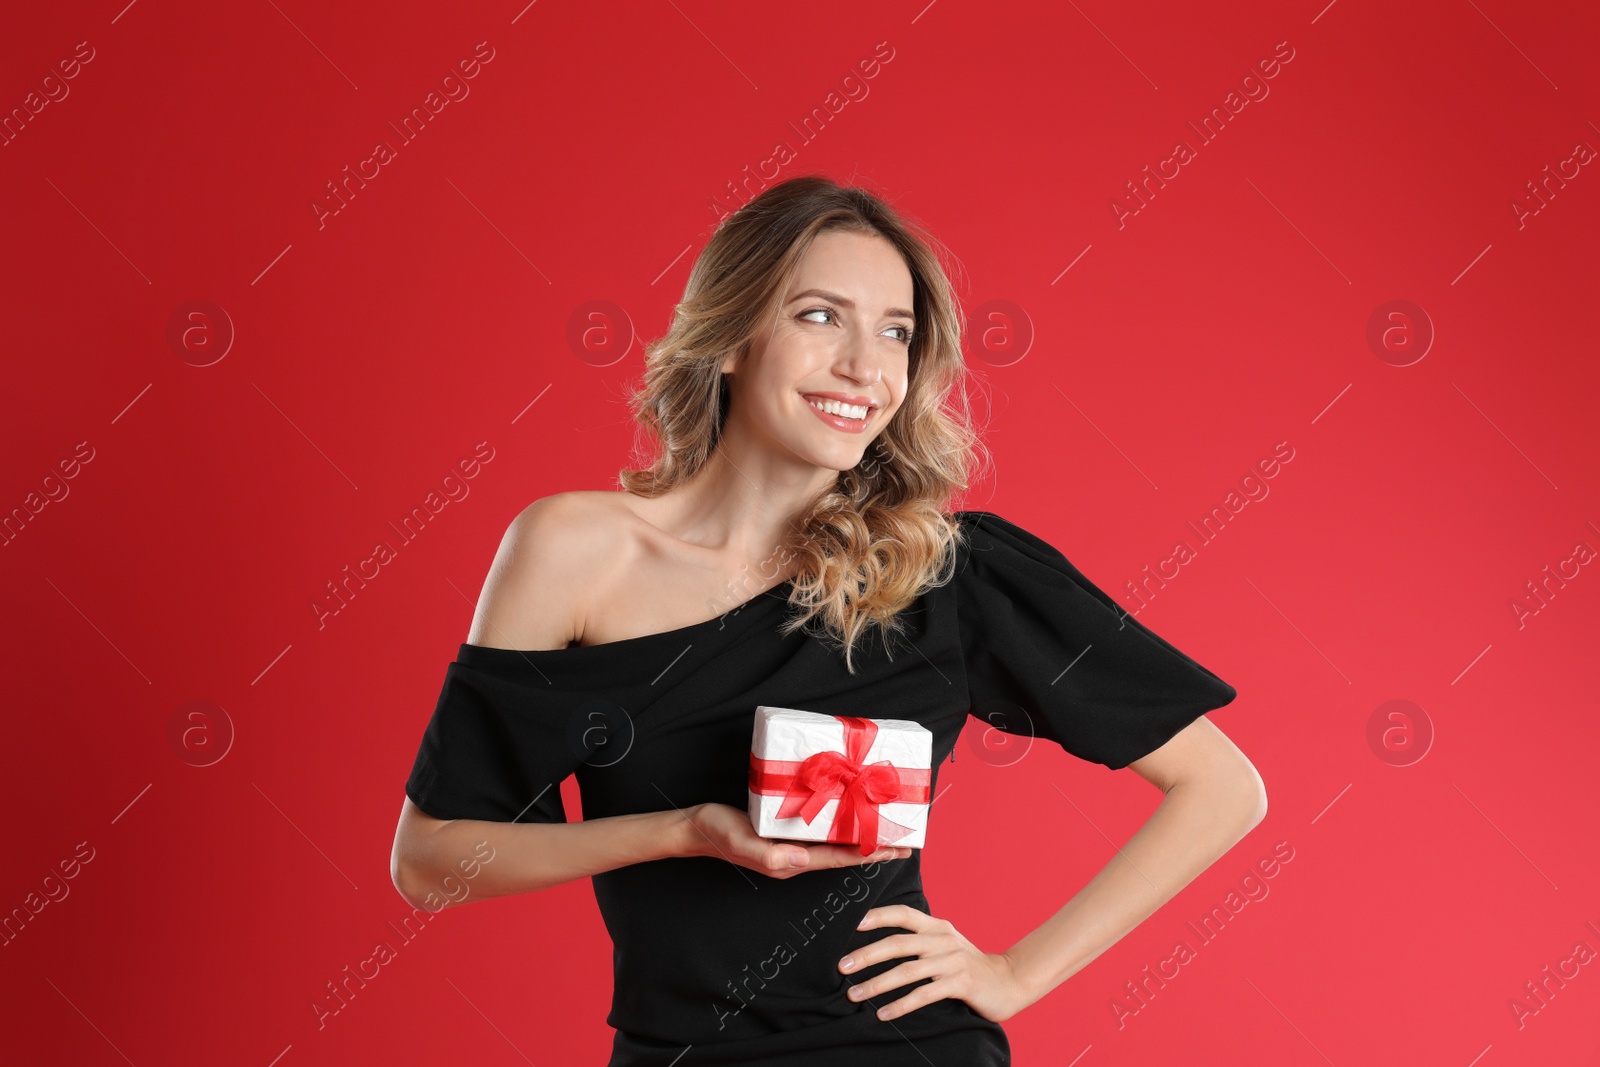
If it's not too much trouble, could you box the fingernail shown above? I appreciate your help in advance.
[839,956,854,972]
[789,852,807,867]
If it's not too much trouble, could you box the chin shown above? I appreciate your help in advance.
[800,449,863,474]
[783,433,864,473]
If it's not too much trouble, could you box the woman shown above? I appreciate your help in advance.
[392,175,1265,1065]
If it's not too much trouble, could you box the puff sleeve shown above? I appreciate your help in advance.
[404,649,599,823]
[954,510,1238,769]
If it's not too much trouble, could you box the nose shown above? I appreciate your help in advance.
[834,331,885,388]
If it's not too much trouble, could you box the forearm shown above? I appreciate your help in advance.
[1002,777,1265,1003]
[396,805,697,909]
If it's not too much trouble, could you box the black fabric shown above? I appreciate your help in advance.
[405,657,591,824]
[403,509,1239,1065]
[956,510,1239,770]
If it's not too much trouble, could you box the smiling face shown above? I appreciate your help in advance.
[720,227,915,474]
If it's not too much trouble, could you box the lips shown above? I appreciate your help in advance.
[801,392,876,418]
[802,393,874,434]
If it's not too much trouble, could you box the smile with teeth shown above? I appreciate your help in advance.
[805,396,870,421]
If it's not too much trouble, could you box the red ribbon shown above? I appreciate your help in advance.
[749,715,930,855]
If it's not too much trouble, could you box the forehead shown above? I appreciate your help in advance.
[789,230,914,304]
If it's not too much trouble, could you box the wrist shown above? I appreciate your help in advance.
[672,804,706,860]
[1000,948,1046,1009]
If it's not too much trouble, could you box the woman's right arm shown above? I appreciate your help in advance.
[389,495,907,911]
[391,799,694,908]
[392,798,909,910]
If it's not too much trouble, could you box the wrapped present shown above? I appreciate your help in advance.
[748,706,933,855]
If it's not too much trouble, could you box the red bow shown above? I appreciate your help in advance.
[749,715,929,855]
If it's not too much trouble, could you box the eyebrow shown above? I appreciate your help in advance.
[786,288,915,323]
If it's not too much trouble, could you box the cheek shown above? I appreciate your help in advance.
[889,373,911,412]
[748,375,801,430]
[760,332,818,380]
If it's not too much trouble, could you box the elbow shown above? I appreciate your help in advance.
[391,831,451,912]
[390,849,427,910]
[1236,757,1268,830]
[1201,735,1267,831]
[1246,786,1268,832]
[1187,753,1266,832]
[392,854,459,913]
[392,797,462,911]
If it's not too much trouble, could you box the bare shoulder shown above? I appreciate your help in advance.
[466,491,631,651]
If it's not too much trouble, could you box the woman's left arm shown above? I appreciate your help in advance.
[839,716,1268,1023]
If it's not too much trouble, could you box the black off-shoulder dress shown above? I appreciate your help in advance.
[404,510,1239,1066]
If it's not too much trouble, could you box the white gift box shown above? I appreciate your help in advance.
[747,706,933,853]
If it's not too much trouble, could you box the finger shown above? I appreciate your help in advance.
[858,903,931,932]
[846,957,941,1007]
[753,841,812,872]
[759,842,885,875]
[839,933,920,975]
[871,975,951,1021]
[742,838,806,870]
[844,845,910,866]
[807,843,901,867]
[856,846,914,864]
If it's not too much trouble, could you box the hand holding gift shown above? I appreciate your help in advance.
[748,707,933,856]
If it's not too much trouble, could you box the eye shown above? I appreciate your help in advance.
[798,307,836,325]
[800,307,915,346]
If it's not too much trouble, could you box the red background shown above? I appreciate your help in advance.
[3,1,1598,1063]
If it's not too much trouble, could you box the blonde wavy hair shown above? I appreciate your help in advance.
[619,175,991,672]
